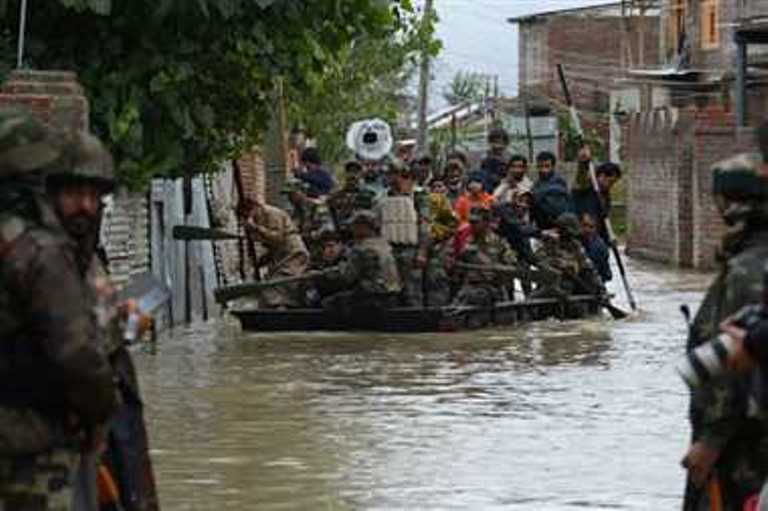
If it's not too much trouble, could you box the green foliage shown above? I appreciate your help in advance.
[557,110,607,162]
[443,71,486,106]
[1,0,412,190]
[290,0,440,164]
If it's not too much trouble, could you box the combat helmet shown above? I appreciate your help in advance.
[47,131,115,192]
[0,106,62,178]
[348,209,380,231]
[555,212,581,239]
[711,153,768,225]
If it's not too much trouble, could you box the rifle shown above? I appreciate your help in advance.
[214,269,333,304]
[557,64,638,312]
[172,225,242,241]
[454,262,627,318]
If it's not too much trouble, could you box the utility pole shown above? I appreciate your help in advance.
[415,0,434,155]
[17,0,28,68]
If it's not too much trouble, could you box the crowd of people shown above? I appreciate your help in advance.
[238,126,623,313]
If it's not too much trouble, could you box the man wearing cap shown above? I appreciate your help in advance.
[328,160,364,240]
[283,178,334,261]
[322,210,402,314]
[239,197,309,308]
[452,206,516,306]
[374,159,431,307]
[532,212,603,300]
[0,108,117,510]
[443,157,466,207]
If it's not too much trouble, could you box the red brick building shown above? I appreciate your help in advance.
[510,3,660,157]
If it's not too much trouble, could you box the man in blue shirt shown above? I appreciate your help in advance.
[297,147,335,197]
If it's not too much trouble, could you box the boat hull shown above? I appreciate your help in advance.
[231,296,602,333]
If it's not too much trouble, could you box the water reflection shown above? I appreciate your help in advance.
[135,258,711,510]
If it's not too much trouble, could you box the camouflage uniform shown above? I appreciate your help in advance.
[322,212,402,314]
[375,183,431,307]
[532,213,604,300]
[245,202,309,307]
[453,209,516,307]
[52,132,159,511]
[0,108,117,510]
[683,155,768,510]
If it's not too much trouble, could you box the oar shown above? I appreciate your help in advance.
[173,225,242,241]
[557,63,637,311]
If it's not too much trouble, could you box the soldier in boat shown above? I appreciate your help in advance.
[531,212,604,301]
[303,228,348,308]
[328,160,364,240]
[239,197,309,308]
[451,207,516,307]
[374,158,431,307]
[282,178,334,262]
[321,210,402,315]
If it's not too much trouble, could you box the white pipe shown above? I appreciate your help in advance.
[16,0,28,68]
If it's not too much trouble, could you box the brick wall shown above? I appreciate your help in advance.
[236,147,266,203]
[625,104,757,269]
[519,14,660,157]
[0,70,88,133]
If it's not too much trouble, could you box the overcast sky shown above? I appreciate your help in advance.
[430,0,616,109]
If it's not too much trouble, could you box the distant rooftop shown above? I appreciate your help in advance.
[507,2,622,23]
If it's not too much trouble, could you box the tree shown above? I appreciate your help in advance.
[289,3,440,164]
[443,71,486,106]
[0,0,414,189]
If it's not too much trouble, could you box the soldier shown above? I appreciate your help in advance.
[531,212,604,299]
[681,154,768,511]
[452,207,516,306]
[374,159,430,307]
[0,107,117,510]
[328,160,364,240]
[303,229,348,308]
[283,179,333,260]
[45,131,159,511]
[239,198,309,308]
[321,210,402,314]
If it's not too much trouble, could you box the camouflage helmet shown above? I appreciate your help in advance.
[48,131,115,191]
[711,153,768,225]
[348,209,380,230]
[0,106,62,177]
[555,212,581,238]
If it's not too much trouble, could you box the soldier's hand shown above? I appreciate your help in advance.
[720,322,755,373]
[541,229,559,241]
[681,441,720,488]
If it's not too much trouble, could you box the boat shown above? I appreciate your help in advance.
[230,295,603,333]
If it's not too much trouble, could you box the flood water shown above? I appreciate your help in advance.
[135,258,712,510]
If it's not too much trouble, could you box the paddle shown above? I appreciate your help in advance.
[214,269,333,304]
[557,63,637,312]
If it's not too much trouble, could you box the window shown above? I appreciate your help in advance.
[701,0,720,49]
[668,0,687,58]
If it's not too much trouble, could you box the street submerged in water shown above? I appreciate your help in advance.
[136,256,709,510]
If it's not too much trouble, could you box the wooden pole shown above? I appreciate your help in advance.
[416,0,434,154]
[16,0,27,68]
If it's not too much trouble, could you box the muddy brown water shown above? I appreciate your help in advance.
[135,258,711,510]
